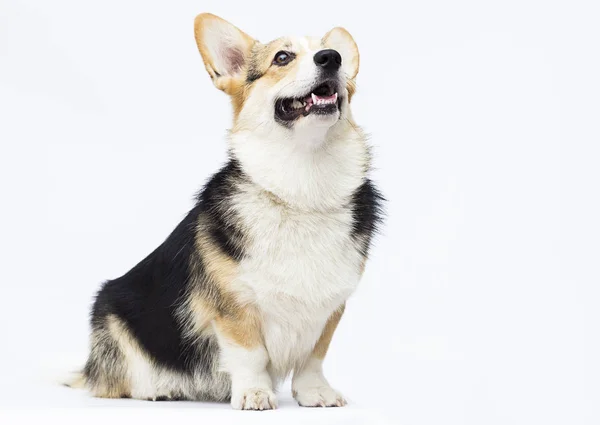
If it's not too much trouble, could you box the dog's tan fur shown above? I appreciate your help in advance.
[313,304,345,359]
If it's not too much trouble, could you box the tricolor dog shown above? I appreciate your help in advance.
[67,13,383,410]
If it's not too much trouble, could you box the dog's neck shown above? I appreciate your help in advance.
[229,123,369,212]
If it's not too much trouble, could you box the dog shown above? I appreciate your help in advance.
[67,13,383,410]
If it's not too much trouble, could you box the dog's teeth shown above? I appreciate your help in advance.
[311,93,318,104]
[333,93,338,102]
[291,100,303,109]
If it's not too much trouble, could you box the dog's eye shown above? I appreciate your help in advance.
[273,51,294,66]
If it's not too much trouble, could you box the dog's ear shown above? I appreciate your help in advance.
[194,13,255,93]
[322,27,359,80]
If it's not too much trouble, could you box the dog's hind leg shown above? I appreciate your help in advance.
[83,315,132,399]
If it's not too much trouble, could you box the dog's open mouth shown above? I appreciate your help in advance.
[275,81,341,122]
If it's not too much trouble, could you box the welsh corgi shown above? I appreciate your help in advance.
[67,13,383,410]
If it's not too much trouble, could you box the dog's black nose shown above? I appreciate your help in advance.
[313,49,342,72]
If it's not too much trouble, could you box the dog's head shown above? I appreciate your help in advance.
[194,13,359,143]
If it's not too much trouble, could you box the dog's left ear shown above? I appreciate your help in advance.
[194,13,255,93]
[322,27,359,79]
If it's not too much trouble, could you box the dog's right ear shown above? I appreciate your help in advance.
[194,13,255,94]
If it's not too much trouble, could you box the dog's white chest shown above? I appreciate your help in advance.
[235,192,362,376]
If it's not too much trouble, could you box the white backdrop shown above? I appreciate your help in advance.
[1,1,599,424]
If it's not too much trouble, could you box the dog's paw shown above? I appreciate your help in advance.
[293,386,346,407]
[231,388,277,410]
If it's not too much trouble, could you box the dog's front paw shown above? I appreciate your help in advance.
[293,386,346,407]
[231,388,277,410]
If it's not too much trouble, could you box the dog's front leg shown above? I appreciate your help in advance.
[292,304,347,407]
[213,310,276,410]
